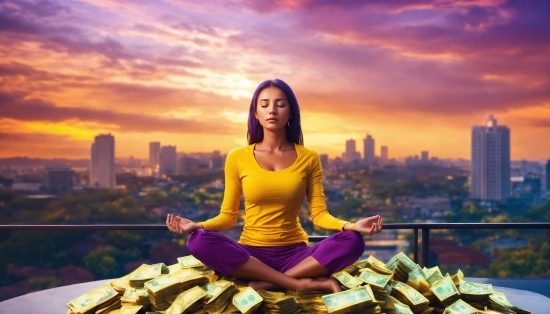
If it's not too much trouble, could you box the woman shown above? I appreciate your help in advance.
[166,79,383,292]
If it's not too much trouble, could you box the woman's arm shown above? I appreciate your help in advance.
[166,150,242,234]
[199,150,242,231]
[307,151,383,235]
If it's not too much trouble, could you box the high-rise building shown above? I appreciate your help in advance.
[149,142,160,174]
[160,145,177,176]
[421,151,429,162]
[470,115,510,201]
[90,134,115,189]
[546,160,550,192]
[363,134,375,162]
[319,154,329,169]
[44,167,73,194]
[343,139,360,163]
[381,146,388,160]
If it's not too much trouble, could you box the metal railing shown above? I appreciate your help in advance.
[1,223,549,267]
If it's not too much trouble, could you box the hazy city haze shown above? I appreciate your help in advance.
[0,0,549,160]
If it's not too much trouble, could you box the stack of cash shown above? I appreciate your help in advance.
[66,252,532,314]
[406,267,430,295]
[386,295,414,314]
[107,304,142,314]
[443,298,483,314]
[364,255,394,276]
[458,281,493,309]
[423,266,444,286]
[232,287,263,314]
[257,290,301,314]
[110,264,149,294]
[321,286,378,314]
[287,289,328,313]
[386,252,416,282]
[66,284,120,314]
[488,291,514,313]
[390,281,430,313]
[342,264,361,276]
[164,286,209,314]
[129,263,169,288]
[357,268,392,301]
[202,280,239,313]
[332,270,363,289]
[120,287,149,306]
[145,269,209,311]
[178,255,205,269]
[430,276,461,307]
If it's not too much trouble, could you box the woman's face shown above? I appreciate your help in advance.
[255,86,291,132]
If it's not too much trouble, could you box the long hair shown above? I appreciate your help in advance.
[247,79,304,145]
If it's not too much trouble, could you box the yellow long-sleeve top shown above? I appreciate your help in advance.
[199,143,349,247]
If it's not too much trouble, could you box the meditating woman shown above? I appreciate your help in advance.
[166,78,383,292]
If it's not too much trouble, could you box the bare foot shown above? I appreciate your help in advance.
[249,280,280,291]
[299,277,342,293]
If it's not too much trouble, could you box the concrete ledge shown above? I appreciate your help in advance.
[0,279,549,314]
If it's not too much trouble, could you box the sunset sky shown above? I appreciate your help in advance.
[0,0,549,160]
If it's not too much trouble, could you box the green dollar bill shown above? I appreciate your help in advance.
[322,286,374,313]
[459,281,493,295]
[177,255,204,268]
[66,284,118,314]
[431,277,459,302]
[332,270,363,289]
[164,286,208,314]
[357,268,392,289]
[232,287,263,314]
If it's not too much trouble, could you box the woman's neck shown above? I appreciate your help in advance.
[255,130,293,152]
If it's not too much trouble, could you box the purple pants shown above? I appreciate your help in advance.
[187,229,365,276]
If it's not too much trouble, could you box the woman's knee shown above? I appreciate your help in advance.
[340,231,366,257]
[186,229,210,259]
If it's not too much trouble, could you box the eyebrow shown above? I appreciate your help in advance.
[259,98,287,102]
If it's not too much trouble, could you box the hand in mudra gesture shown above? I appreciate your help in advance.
[166,214,201,234]
[353,215,383,235]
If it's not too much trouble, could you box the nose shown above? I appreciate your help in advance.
[269,103,277,115]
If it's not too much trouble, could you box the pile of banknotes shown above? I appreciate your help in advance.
[66,252,531,314]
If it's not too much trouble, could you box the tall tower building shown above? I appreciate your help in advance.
[381,146,388,160]
[90,134,115,189]
[160,145,177,176]
[546,160,550,192]
[149,142,160,175]
[470,115,510,201]
[421,151,429,162]
[343,139,360,163]
[363,134,375,162]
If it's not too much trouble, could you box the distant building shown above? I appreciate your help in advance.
[363,134,375,162]
[421,151,429,162]
[381,146,388,160]
[470,115,510,201]
[159,146,177,176]
[343,139,361,163]
[319,154,329,169]
[90,134,115,189]
[149,142,161,175]
[546,160,550,192]
[44,167,73,194]
[211,151,224,170]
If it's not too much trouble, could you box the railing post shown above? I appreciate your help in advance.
[421,227,430,268]
[414,228,419,264]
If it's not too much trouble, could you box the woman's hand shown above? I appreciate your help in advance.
[166,214,202,234]
[352,215,383,235]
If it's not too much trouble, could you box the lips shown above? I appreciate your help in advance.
[266,118,278,122]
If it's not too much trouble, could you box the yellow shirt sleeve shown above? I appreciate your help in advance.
[199,149,241,231]
[306,150,349,232]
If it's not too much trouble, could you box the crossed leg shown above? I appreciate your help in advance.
[187,229,364,292]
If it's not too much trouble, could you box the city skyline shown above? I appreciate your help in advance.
[0,1,549,160]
